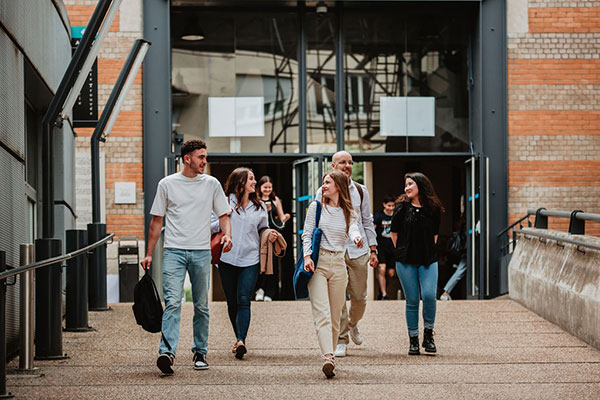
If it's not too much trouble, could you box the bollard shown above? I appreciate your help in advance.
[65,230,92,331]
[0,251,14,398]
[18,244,35,371]
[87,223,110,311]
[34,238,67,360]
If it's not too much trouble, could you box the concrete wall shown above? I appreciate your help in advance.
[509,228,600,349]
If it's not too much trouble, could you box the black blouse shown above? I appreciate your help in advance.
[390,202,441,266]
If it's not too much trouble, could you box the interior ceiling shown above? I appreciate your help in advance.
[171,2,474,55]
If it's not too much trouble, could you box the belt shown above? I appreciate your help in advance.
[319,248,343,255]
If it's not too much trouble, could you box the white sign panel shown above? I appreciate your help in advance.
[114,182,136,204]
[380,96,435,137]
[209,97,264,137]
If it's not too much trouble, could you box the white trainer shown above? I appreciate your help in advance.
[255,288,264,301]
[263,296,272,302]
[334,343,347,357]
[349,324,364,345]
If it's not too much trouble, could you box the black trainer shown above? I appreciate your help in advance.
[235,343,247,360]
[193,352,209,370]
[408,336,420,355]
[157,353,175,375]
[422,328,436,354]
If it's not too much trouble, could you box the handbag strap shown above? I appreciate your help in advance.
[315,200,322,227]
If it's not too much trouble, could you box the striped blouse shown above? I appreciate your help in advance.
[302,201,361,256]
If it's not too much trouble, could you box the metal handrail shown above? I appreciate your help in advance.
[514,228,600,252]
[0,233,114,282]
[497,214,531,237]
[526,209,600,222]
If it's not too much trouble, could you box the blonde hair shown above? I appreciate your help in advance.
[322,170,353,234]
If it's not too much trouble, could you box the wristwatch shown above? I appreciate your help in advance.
[370,248,378,255]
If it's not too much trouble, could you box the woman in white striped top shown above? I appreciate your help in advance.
[302,169,363,378]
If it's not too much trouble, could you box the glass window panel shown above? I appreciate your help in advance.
[306,10,337,153]
[343,3,473,153]
[171,9,299,153]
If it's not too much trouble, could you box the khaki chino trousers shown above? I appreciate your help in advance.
[307,249,348,355]
[338,252,370,345]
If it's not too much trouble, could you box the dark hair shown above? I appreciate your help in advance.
[257,176,276,202]
[225,167,263,213]
[180,139,207,158]
[322,170,353,234]
[397,172,445,214]
[383,195,396,204]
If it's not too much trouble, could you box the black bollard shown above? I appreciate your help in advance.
[0,251,14,398]
[87,223,110,311]
[65,230,92,331]
[34,238,67,360]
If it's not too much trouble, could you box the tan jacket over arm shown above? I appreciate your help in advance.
[259,229,287,275]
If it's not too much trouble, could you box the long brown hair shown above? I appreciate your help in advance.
[397,172,445,214]
[322,170,354,234]
[224,167,263,213]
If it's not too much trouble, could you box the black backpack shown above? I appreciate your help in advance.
[132,270,164,333]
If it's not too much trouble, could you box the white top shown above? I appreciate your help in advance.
[219,194,269,267]
[302,201,361,256]
[316,179,377,259]
[150,172,231,250]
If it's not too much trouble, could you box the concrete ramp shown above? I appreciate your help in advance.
[509,228,600,349]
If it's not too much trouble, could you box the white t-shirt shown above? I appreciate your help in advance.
[150,172,231,250]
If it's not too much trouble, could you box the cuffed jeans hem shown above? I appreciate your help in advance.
[424,322,435,330]
[409,330,419,338]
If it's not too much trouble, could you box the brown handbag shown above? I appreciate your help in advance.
[210,232,224,264]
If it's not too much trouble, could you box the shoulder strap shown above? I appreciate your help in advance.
[354,182,364,205]
[315,200,322,227]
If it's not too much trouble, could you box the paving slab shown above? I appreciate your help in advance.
[6,299,600,399]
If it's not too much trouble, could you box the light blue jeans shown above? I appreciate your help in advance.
[395,261,438,338]
[160,248,211,356]
[443,257,467,294]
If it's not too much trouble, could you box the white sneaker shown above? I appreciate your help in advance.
[255,288,264,301]
[440,293,452,301]
[349,325,364,345]
[263,296,272,302]
[334,343,347,357]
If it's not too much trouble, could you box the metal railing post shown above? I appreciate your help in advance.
[88,223,109,311]
[34,238,66,360]
[0,251,14,398]
[18,244,35,371]
[65,230,92,331]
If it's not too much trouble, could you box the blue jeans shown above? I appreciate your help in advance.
[160,248,211,356]
[443,257,467,294]
[395,261,438,338]
[218,262,260,342]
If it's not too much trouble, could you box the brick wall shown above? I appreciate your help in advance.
[65,0,144,241]
[508,0,600,236]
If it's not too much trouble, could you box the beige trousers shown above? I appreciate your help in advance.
[307,249,348,355]
[338,252,370,344]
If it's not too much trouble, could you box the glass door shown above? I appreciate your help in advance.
[465,155,489,299]
[292,156,327,261]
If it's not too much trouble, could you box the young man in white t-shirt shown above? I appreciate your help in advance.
[141,140,232,375]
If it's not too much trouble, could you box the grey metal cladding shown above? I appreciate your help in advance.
[0,30,25,157]
[0,0,71,92]
[0,147,27,269]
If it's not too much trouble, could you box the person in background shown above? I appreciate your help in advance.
[302,170,363,378]
[391,172,444,356]
[440,212,467,301]
[141,139,232,375]
[373,195,397,300]
[219,167,277,360]
[254,176,290,302]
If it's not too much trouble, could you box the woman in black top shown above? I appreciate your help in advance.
[254,176,290,301]
[390,172,444,356]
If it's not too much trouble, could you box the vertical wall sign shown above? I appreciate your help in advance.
[71,26,99,127]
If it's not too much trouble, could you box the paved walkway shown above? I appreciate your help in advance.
[7,299,600,399]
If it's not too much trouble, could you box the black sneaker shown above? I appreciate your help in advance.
[193,352,209,370]
[235,343,247,360]
[422,328,437,355]
[157,353,174,375]
[408,336,420,355]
